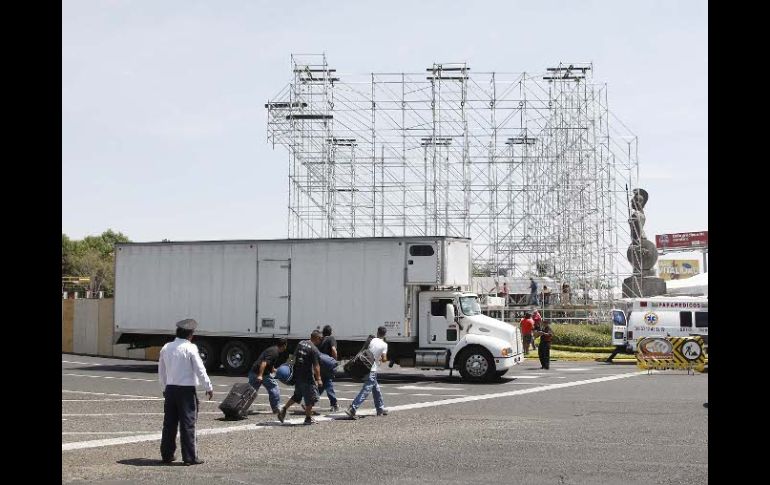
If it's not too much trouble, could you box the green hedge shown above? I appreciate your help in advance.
[549,323,612,348]
[551,344,615,353]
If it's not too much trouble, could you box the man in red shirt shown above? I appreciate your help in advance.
[531,309,542,350]
[519,312,535,353]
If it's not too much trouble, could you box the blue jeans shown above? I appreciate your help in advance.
[317,374,337,406]
[248,370,281,410]
[351,371,384,412]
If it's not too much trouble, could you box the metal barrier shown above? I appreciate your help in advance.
[635,336,706,374]
[481,304,606,324]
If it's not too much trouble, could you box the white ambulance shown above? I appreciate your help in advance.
[610,296,708,353]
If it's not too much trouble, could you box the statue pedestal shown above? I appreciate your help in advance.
[622,276,666,298]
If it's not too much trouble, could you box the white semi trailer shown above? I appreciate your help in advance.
[114,237,524,382]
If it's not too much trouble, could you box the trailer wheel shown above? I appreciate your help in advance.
[458,346,496,382]
[220,341,254,375]
[195,339,220,371]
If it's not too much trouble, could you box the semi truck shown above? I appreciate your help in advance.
[114,237,524,382]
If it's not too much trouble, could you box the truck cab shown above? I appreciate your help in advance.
[415,291,524,381]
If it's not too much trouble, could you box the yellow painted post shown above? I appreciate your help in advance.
[145,346,162,362]
[62,300,75,353]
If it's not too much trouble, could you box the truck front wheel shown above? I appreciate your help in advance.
[220,341,254,375]
[195,339,220,371]
[457,346,496,382]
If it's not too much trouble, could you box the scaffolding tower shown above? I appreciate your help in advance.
[266,54,639,305]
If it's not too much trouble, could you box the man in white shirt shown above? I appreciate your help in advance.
[345,326,389,418]
[158,318,214,465]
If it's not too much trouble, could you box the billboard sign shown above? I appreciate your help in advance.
[655,231,708,250]
[657,259,700,280]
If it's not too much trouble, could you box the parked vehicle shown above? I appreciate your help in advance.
[114,237,524,382]
[610,296,708,355]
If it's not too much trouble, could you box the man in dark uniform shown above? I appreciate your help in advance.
[535,320,553,370]
[317,325,339,412]
[248,338,288,414]
[158,318,214,465]
[277,330,323,425]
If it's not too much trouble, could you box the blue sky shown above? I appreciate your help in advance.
[62,0,707,243]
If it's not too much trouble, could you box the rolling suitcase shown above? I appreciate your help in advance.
[218,382,258,420]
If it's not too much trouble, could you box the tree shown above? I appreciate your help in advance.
[62,229,130,296]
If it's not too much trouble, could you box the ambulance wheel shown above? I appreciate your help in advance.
[458,346,496,382]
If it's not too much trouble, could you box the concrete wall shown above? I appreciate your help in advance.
[62,298,160,361]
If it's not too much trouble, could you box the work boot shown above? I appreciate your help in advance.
[376,408,389,416]
[277,407,287,423]
[304,416,316,425]
[344,406,357,419]
[330,404,340,413]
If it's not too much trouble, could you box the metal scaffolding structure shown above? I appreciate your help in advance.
[266,54,639,304]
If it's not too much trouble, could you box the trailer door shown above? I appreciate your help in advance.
[258,259,290,334]
[406,242,439,284]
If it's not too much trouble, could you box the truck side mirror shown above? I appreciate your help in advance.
[446,304,455,322]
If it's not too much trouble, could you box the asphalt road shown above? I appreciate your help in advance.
[62,354,708,484]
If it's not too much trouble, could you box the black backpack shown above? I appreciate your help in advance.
[344,336,376,380]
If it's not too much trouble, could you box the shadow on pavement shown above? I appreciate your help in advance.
[67,363,159,374]
[117,458,184,467]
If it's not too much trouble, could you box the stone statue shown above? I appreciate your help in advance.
[622,188,665,297]
[628,188,647,243]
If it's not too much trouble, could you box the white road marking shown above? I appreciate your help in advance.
[63,431,157,435]
[63,412,224,417]
[62,360,100,366]
[63,372,231,387]
[63,399,162,402]
[63,390,162,399]
[560,368,590,371]
[62,398,221,404]
[396,385,462,390]
[386,372,644,413]
[62,424,262,451]
[63,371,643,452]
[63,373,158,383]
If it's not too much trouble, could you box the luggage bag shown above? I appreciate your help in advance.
[218,382,258,420]
[343,348,375,380]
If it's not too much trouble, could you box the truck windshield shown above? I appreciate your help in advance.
[459,296,481,316]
